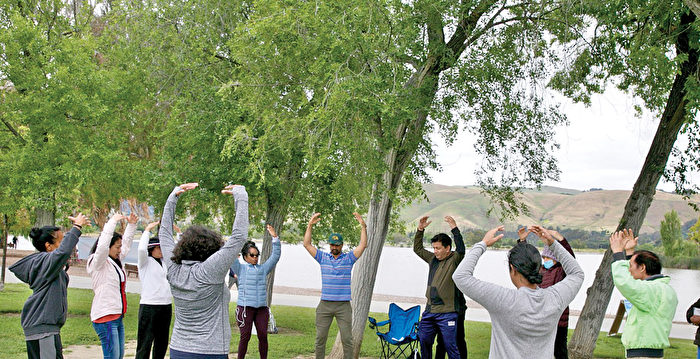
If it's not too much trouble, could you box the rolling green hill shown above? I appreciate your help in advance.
[399,184,699,234]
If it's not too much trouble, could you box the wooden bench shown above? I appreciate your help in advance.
[125,263,139,278]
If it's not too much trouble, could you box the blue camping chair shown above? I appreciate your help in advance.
[368,303,421,359]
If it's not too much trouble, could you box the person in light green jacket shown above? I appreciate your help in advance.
[610,229,678,359]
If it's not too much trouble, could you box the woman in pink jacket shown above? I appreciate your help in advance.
[87,213,138,359]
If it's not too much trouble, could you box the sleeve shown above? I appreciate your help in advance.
[119,222,138,261]
[611,259,655,312]
[196,186,249,283]
[452,227,465,260]
[548,240,584,306]
[413,230,434,263]
[46,227,82,275]
[314,250,324,263]
[262,237,282,274]
[452,241,518,312]
[687,298,700,323]
[559,237,575,258]
[230,257,241,276]
[137,230,150,269]
[158,186,180,269]
[88,218,118,272]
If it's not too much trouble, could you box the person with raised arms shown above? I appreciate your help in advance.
[159,183,248,359]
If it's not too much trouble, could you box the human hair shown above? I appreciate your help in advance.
[171,225,223,264]
[147,236,160,257]
[632,250,662,275]
[241,241,258,257]
[90,232,123,255]
[430,233,452,249]
[29,226,60,252]
[508,242,543,284]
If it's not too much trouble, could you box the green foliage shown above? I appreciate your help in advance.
[661,210,684,256]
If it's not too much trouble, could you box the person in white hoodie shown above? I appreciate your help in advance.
[135,221,172,359]
[87,213,138,359]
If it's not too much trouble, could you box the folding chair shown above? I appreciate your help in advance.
[368,303,421,359]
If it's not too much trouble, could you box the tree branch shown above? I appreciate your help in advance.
[1,117,26,144]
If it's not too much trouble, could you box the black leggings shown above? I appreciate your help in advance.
[136,304,172,359]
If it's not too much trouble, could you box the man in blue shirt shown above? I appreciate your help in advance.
[304,212,368,359]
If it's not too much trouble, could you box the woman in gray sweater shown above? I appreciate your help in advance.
[158,183,248,359]
[452,225,584,358]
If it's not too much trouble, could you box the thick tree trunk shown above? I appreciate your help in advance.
[568,11,697,359]
[35,207,55,227]
[684,0,700,18]
[261,199,287,309]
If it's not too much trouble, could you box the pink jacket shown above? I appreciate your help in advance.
[87,217,136,321]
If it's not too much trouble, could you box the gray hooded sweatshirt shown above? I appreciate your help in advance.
[159,185,248,355]
[9,227,81,338]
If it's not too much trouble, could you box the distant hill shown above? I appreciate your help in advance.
[398,184,699,234]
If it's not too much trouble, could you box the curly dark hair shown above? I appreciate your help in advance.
[171,225,223,264]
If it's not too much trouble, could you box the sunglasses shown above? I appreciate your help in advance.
[248,253,260,258]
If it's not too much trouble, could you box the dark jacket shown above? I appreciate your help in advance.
[539,237,575,327]
[414,227,466,314]
[687,298,700,346]
[9,227,81,337]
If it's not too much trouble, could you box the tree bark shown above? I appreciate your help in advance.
[568,11,698,359]
[684,0,700,18]
[1,214,8,291]
[261,198,287,308]
[34,208,55,227]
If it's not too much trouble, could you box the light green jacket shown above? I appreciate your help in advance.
[612,259,678,350]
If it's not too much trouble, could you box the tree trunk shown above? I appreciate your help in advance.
[568,11,697,359]
[35,207,55,227]
[684,0,700,18]
[1,214,8,291]
[261,198,287,309]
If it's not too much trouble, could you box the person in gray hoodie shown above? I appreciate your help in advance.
[9,213,89,359]
[452,225,584,359]
[159,183,248,359]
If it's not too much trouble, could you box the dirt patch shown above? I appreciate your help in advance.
[64,340,138,358]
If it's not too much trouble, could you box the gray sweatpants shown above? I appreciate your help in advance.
[315,300,353,359]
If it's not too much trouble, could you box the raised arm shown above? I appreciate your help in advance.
[609,229,657,311]
[413,216,433,262]
[532,225,584,305]
[352,212,368,259]
[547,229,574,257]
[159,183,199,268]
[445,216,464,255]
[262,224,282,274]
[453,226,517,312]
[196,184,249,282]
[303,213,320,258]
[88,214,124,271]
[120,213,139,261]
[138,221,160,269]
[46,214,88,275]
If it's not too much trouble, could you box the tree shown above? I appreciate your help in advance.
[548,1,700,356]
[660,210,683,256]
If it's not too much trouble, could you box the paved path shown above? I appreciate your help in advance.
[4,268,696,340]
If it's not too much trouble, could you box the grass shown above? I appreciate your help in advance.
[0,283,697,358]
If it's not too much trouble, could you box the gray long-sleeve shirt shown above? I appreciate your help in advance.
[452,241,584,358]
[159,185,249,355]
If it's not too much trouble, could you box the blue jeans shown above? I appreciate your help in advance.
[418,312,460,359]
[92,316,125,359]
[696,345,699,359]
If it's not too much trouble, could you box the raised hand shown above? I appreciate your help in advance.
[221,184,241,195]
[308,213,321,227]
[145,221,160,232]
[482,226,505,247]
[547,229,564,242]
[176,182,199,195]
[609,230,626,253]
[531,225,555,246]
[68,213,89,228]
[444,216,457,229]
[517,226,530,242]
[173,223,181,233]
[417,216,432,231]
[621,228,638,254]
[353,212,367,227]
[127,213,139,224]
[266,224,278,238]
[112,213,126,222]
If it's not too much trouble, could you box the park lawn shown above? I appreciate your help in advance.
[0,283,696,358]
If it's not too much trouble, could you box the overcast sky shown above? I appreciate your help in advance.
[427,87,695,192]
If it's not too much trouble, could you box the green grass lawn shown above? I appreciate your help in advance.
[0,283,696,358]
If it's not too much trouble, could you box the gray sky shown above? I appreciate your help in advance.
[427,87,695,191]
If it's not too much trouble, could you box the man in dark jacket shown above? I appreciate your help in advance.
[518,227,575,359]
[687,298,700,359]
[414,215,466,359]
[9,214,88,359]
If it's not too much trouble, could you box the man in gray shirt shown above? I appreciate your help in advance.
[452,225,584,358]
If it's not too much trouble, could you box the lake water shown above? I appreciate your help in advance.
[15,235,699,322]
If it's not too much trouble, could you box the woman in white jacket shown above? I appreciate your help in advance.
[135,220,172,359]
[87,213,138,359]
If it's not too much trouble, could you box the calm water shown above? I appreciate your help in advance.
[18,236,698,322]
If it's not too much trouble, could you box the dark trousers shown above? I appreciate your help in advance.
[435,310,467,358]
[554,326,568,359]
[236,305,270,359]
[136,304,172,359]
[26,333,63,359]
[418,312,460,359]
